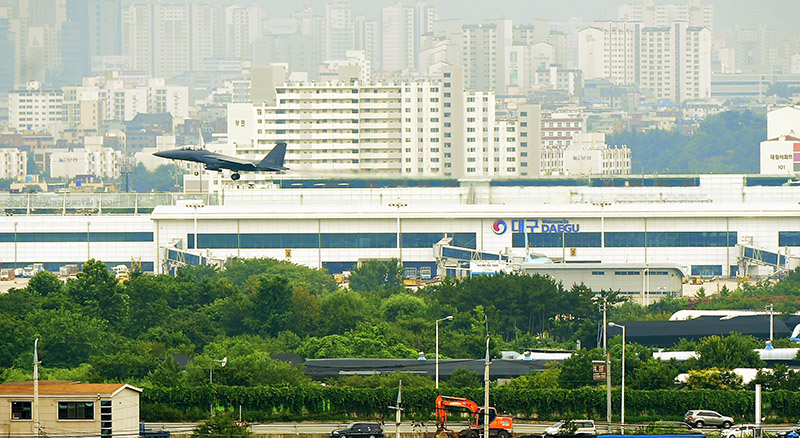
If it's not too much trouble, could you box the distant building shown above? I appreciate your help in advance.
[0,381,141,438]
[759,134,799,175]
[0,147,27,180]
[8,82,64,134]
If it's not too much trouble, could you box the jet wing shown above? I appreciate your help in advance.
[211,155,257,167]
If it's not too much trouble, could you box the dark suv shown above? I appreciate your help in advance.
[331,423,384,438]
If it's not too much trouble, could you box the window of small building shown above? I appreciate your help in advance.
[12,401,32,420]
[58,401,94,420]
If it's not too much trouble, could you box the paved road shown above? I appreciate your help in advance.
[146,422,551,435]
[146,422,794,436]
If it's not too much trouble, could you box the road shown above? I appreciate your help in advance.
[146,422,552,435]
[145,422,794,436]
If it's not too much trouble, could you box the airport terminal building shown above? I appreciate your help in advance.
[3,174,800,301]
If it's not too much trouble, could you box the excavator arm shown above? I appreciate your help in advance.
[435,395,479,432]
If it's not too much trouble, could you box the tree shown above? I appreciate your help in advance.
[319,290,372,334]
[27,271,63,296]
[629,358,679,390]
[65,259,129,329]
[25,309,112,368]
[147,356,184,387]
[748,364,800,391]
[503,364,562,390]
[348,259,403,292]
[445,367,482,388]
[683,367,743,390]
[557,348,604,389]
[380,293,427,321]
[693,333,764,370]
[244,275,293,337]
[192,413,252,438]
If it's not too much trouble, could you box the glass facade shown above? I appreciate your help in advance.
[691,265,722,276]
[512,232,601,248]
[605,232,736,247]
[189,232,476,250]
[0,232,153,242]
[779,232,800,246]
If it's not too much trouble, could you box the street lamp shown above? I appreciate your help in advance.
[608,322,626,434]
[209,357,227,415]
[591,201,611,251]
[435,315,453,389]
[388,201,407,266]
[185,201,204,250]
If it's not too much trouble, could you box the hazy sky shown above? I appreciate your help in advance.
[227,0,798,31]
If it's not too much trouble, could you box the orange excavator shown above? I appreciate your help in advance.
[434,395,513,438]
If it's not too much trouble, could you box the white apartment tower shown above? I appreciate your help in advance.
[618,0,714,33]
[0,148,28,180]
[225,6,264,62]
[381,3,414,72]
[9,81,63,134]
[578,22,639,85]
[639,23,711,102]
[325,0,354,61]
[413,2,438,69]
[125,2,216,78]
[462,20,513,93]
[354,16,379,72]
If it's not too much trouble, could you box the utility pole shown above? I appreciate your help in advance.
[34,338,40,438]
[483,337,490,438]
[388,381,403,438]
[602,296,611,432]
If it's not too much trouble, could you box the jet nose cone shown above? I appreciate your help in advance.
[153,150,173,158]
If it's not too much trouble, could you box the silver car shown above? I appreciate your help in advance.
[544,420,597,436]
[684,410,734,429]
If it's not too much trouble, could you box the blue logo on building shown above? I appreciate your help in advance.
[492,220,507,235]
[503,219,580,234]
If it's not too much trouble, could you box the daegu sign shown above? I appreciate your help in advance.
[492,218,580,235]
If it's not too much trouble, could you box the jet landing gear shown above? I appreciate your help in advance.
[231,173,241,181]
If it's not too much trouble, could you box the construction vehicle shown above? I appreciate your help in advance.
[434,395,512,438]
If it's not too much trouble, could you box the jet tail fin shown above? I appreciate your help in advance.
[257,142,288,170]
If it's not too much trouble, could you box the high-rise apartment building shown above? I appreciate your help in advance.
[354,16,378,73]
[618,0,713,32]
[640,23,711,101]
[9,81,63,133]
[225,6,263,62]
[381,3,413,72]
[0,148,28,180]
[578,21,639,85]
[462,19,513,93]
[325,0,354,61]
[125,2,217,78]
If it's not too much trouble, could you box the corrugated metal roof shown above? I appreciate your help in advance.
[0,381,142,396]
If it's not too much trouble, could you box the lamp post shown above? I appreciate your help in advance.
[609,322,626,434]
[435,315,453,389]
[591,201,611,251]
[388,201,407,266]
[185,202,204,250]
[209,357,227,415]
[602,296,611,432]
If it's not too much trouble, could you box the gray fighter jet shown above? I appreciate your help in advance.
[154,141,287,180]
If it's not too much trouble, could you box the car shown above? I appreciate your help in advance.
[331,422,384,438]
[721,424,757,438]
[543,420,597,436]
[684,410,734,429]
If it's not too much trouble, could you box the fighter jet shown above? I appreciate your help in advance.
[154,140,288,180]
